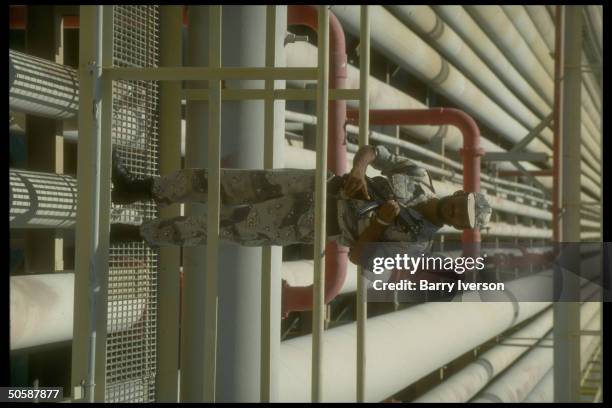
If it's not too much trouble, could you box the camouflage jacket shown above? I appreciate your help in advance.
[334,145,441,251]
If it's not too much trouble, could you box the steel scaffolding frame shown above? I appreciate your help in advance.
[72,5,373,403]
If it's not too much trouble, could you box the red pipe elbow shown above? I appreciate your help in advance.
[282,5,349,318]
[346,108,484,256]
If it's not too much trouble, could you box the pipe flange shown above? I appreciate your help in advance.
[459,146,485,157]
[428,15,446,40]
[473,358,495,381]
[502,288,521,328]
[435,124,448,140]
[431,59,450,85]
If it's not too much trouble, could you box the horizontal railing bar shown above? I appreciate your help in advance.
[181,88,360,101]
[105,66,318,81]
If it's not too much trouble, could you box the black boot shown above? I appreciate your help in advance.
[109,223,143,244]
[111,149,154,205]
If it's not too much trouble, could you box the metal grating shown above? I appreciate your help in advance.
[106,5,160,403]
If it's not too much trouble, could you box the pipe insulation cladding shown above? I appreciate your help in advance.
[9,49,79,120]
[10,273,147,350]
[9,168,78,229]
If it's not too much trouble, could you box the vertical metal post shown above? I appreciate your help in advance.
[24,5,62,274]
[554,5,583,403]
[311,5,329,403]
[84,6,104,402]
[53,7,65,273]
[260,5,275,402]
[205,5,222,402]
[157,6,182,402]
[182,6,208,402]
[356,5,370,404]
[72,5,95,401]
[552,5,564,244]
[95,6,115,402]
[71,5,113,402]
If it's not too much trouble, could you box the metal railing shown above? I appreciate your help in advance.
[73,5,372,403]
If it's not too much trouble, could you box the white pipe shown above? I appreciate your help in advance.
[328,6,551,159]
[465,6,601,165]
[472,307,601,403]
[524,310,601,402]
[285,43,601,199]
[432,6,549,119]
[316,7,601,198]
[585,6,602,58]
[9,49,79,119]
[502,6,601,154]
[524,5,601,116]
[385,7,602,191]
[415,301,600,402]
[433,6,601,183]
[285,42,509,158]
[388,6,548,133]
[279,270,553,402]
[10,273,146,350]
[501,6,554,77]
[9,169,78,229]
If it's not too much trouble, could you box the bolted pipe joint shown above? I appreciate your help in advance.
[284,32,309,45]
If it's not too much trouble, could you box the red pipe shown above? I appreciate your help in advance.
[281,5,349,318]
[346,108,484,256]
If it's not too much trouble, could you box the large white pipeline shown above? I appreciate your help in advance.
[324,6,600,198]
[384,6,543,132]
[432,6,547,119]
[414,299,600,402]
[386,6,600,188]
[523,5,601,115]
[328,6,551,160]
[9,168,78,229]
[9,49,79,120]
[471,306,601,402]
[585,6,602,56]
[279,270,553,402]
[286,42,514,158]
[465,6,601,160]
[523,326,601,403]
[502,6,601,149]
[432,6,601,179]
[10,273,147,350]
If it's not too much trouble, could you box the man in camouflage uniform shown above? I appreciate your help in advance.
[110,145,492,264]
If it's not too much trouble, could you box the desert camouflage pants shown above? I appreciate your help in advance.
[140,168,337,247]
